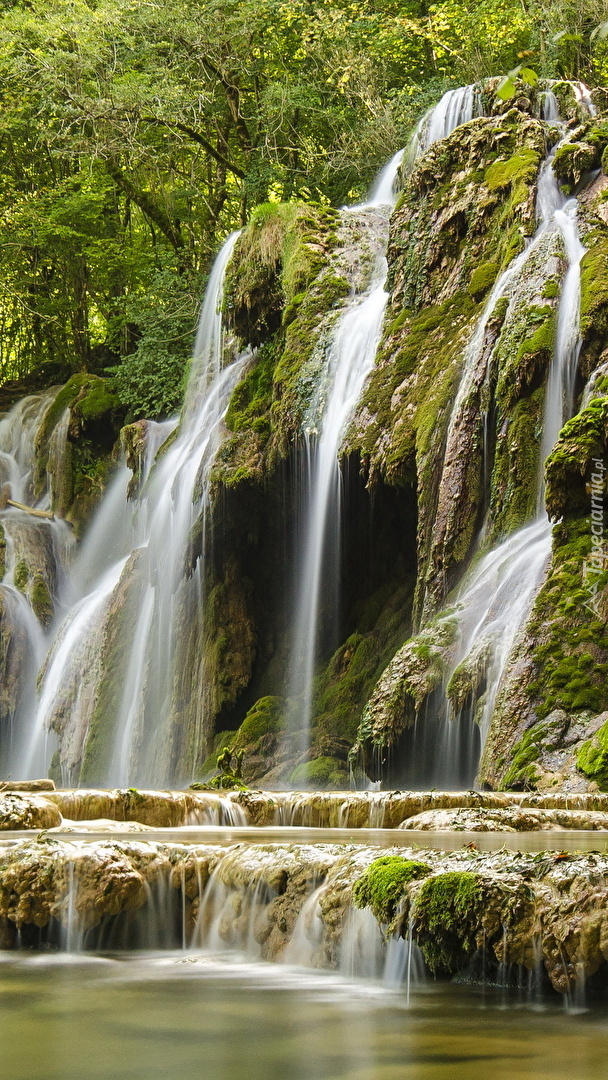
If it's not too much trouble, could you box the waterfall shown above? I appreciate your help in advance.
[0,389,74,775]
[21,232,248,786]
[283,81,531,778]
[421,84,480,148]
[283,155,403,767]
[404,83,480,167]
[421,122,588,784]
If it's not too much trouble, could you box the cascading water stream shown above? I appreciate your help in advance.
[423,116,590,785]
[285,263,392,754]
[21,232,249,786]
[285,87,487,773]
[0,390,74,773]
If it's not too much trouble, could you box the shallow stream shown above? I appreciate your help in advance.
[0,953,606,1080]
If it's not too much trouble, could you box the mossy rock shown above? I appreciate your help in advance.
[289,756,348,790]
[577,720,608,789]
[525,519,608,723]
[484,145,541,191]
[545,396,608,521]
[31,574,53,628]
[552,141,599,191]
[501,715,567,790]
[352,856,430,924]
[233,696,283,748]
[468,260,499,298]
[580,231,608,372]
[412,871,485,973]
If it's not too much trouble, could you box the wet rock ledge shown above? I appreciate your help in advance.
[1,835,608,998]
[4,786,608,831]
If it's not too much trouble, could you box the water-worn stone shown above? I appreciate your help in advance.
[0,793,61,830]
[400,806,608,831]
[2,837,608,996]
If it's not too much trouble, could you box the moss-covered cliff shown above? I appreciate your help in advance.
[6,78,608,793]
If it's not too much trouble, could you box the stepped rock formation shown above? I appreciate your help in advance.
[2,835,608,997]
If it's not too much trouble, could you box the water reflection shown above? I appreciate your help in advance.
[4,825,608,854]
[0,954,606,1080]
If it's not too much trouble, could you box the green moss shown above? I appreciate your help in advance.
[289,756,348,789]
[13,560,28,592]
[577,720,608,789]
[31,573,53,628]
[226,342,277,438]
[353,614,458,765]
[490,387,543,538]
[525,519,608,723]
[199,730,237,778]
[580,233,608,368]
[413,871,485,973]
[542,279,559,299]
[501,716,567,790]
[71,379,120,422]
[233,696,283,747]
[352,856,430,924]
[216,201,349,475]
[484,146,541,191]
[468,260,499,298]
[312,583,414,745]
[515,309,555,363]
[545,396,608,521]
[552,141,598,191]
[224,202,338,348]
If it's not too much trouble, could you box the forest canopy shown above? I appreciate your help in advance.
[0,0,607,416]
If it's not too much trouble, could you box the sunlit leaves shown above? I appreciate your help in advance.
[496,63,539,100]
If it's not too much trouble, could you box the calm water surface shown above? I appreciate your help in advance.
[0,953,607,1080]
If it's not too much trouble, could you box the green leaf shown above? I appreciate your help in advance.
[496,75,516,101]
[520,67,539,86]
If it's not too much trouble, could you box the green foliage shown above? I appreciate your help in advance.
[352,856,430,924]
[0,0,604,390]
[496,66,539,101]
[109,346,186,422]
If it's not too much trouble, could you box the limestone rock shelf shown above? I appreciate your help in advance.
[2,834,608,997]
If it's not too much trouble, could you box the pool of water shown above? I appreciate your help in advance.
[6,826,608,852]
[1,953,607,1080]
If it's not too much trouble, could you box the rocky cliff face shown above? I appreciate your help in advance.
[3,79,608,792]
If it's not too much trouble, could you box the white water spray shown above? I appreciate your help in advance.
[23,232,248,785]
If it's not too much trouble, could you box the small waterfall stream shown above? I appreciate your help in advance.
[20,233,249,785]
[418,112,590,784]
[285,183,396,753]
